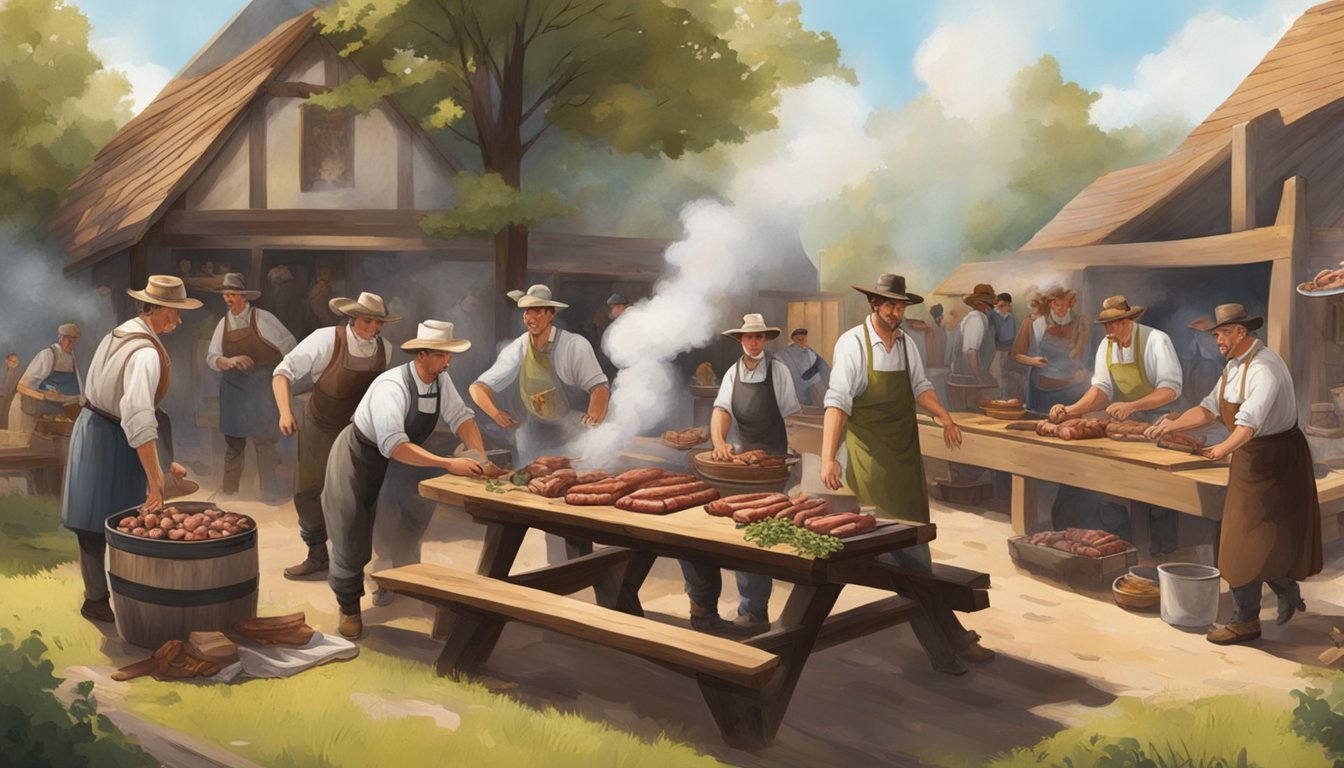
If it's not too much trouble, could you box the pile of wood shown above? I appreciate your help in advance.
[661,427,708,449]
[112,631,238,681]
[706,492,877,536]
[1027,528,1132,558]
[561,468,719,513]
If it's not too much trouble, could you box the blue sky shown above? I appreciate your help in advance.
[74,0,1316,129]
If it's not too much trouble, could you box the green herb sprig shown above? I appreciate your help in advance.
[741,517,844,559]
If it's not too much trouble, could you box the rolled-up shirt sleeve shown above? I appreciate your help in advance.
[258,310,298,355]
[823,332,865,415]
[206,319,225,372]
[274,329,332,383]
[1090,342,1113,399]
[119,348,162,448]
[1145,330,1183,398]
[475,336,525,392]
[366,378,413,458]
[438,373,475,433]
[558,333,608,392]
[905,336,934,398]
[20,348,53,389]
[1199,380,1222,416]
[1232,363,1280,433]
[961,312,986,352]
[713,365,736,413]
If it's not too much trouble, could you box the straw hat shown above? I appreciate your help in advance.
[853,273,924,305]
[722,313,782,340]
[507,284,568,309]
[400,320,472,352]
[962,283,997,308]
[1094,295,1146,324]
[329,292,402,323]
[57,323,80,338]
[1211,303,1263,332]
[210,273,261,300]
[126,275,203,310]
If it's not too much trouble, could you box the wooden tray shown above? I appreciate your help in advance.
[1007,535,1137,579]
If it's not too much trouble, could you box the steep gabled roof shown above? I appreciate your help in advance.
[1023,0,1344,250]
[51,11,319,272]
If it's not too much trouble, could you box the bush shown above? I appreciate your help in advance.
[0,628,158,768]
[1293,676,1344,765]
[0,494,76,575]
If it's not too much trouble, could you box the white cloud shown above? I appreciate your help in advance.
[913,0,1062,128]
[91,35,172,115]
[1090,1,1315,131]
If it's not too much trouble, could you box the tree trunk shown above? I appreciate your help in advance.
[493,223,528,338]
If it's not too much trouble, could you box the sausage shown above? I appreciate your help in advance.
[793,501,834,526]
[616,497,666,513]
[726,499,790,522]
[777,497,825,520]
[661,487,719,512]
[805,513,867,534]
[568,479,626,495]
[616,468,666,486]
[564,491,620,505]
[828,515,877,537]
[625,481,706,500]
[575,470,610,484]
[637,473,698,490]
[705,492,788,515]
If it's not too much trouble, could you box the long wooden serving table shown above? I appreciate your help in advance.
[382,474,984,748]
[919,413,1344,537]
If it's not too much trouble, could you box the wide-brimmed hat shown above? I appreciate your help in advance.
[1211,303,1263,332]
[126,275,203,310]
[853,273,924,305]
[963,283,997,308]
[329,292,402,323]
[400,320,471,352]
[507,284,568,309]
[57,323,80,338]
[1094,295,1146,324]
[606,293,630,306]
[211,273,261,300]
[790,327,808,337]
[1188,315,1215,332]
[722,313,781,340]
[1036,284,1072,302]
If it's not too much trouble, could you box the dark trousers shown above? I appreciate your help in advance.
[76,531,108,601]
[223,434,280,495]
[1230,577,1299,623]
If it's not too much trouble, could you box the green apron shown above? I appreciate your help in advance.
[1105,325,1154,403]
[844,323,930,522]
[520,333,570,422]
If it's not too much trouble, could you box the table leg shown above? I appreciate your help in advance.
[434,606,507,676]
[1010,474,1039,535]
[698,583,841,749]
[433,519,526,641]
[613,550,655,617]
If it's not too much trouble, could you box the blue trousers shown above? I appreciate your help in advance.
[678,560,773,620]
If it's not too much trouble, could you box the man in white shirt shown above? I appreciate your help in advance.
[776,328,831,406]
[12,323,83,434]
[323,320,494,639]
[206,273,297,500]
[950,284,998,396]
[273,292,398,580]
[469,285,618,605]
[821,273,992,672]
[1148,303,1320,646]
[60,276,201,624]
[683,314,799,635]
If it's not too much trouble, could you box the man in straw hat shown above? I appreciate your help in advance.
[821,274,993,671]
[679,314,800,635]
[948,283,999,405]
[11,322,83,435]
[470,284,618,603]
[60,276,202,623]
[1147,304,1320,645]
[323,320,497,639]
[1010,284,1089,413]
[272,292,399,580]
[206,273,296,501]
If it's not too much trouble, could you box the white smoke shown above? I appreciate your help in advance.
[575,78,879,460]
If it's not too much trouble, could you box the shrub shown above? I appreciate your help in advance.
[0,494,75,575]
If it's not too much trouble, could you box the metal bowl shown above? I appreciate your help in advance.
[692,451,795,484]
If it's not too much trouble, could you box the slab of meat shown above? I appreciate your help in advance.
[1037,417,1109,440]
[1027,528,1134,558]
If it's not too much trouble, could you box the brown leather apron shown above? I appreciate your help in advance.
[308,326,386,429]
[1215,342,1322,586]
[220,309,283,437]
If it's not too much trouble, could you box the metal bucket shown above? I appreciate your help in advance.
[1157,562,1221,628]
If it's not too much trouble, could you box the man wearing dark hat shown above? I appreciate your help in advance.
[606,292,630,320]
[207,273,296,500]
[323,320,495,639]
[821,273,992,671]
[272,292,398,580]
[595,292,630,379]
[61,276,202,623]
[947,284,999,410]
[776,327,831,406]
[1147,304,1320,645]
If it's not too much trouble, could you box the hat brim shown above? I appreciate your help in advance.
[125,288,203,310]
[723,328,782,340]
[1188,318,1215,331]
[1212,316,1263,332]
[212,288,261,300]
[515,296,569,309]
[853,285,924,305]
[401,339,472,353]
[962,293,997,307]
[329,297,402,323]
[1094,306,1146,324]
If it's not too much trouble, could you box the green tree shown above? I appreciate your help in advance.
[0,0,132,237]
[313,0,846,332]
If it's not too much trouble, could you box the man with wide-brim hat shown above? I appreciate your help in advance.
[1148,303,1320,645]
[821,274,992,672]
[322,320,498,639]
[272,292,399,580]
[680,313,800,636]
[948,283,999,402]
[777,326,831,407]
[60,276,202,624]
[1010,284,1089,413]
[12,322,84,435]
[470,284,617,606]
[206,273,296,501]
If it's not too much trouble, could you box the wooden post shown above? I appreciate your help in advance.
[1231,121,1259,231]
[249,105,267,209]
[1270,176,1308,379]
[1010,474,1038,535]
[249,248,264,291]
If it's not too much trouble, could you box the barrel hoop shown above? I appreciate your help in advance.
[109,574,258,607]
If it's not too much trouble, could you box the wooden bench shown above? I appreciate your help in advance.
[373,563,781,690]
[828,558,991,613]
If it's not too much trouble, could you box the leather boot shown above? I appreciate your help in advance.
[338,611,363,640]
[1207,619,1261,645]
[283,544,329,580]
[80,597,115,623]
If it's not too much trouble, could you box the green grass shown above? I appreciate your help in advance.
[0,494,76,575]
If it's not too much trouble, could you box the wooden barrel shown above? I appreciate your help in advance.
[104,501,258,649]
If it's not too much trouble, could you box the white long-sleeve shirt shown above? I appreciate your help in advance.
[824,315,934,415]
[1089,324,1183,400]
[475,326,607,393]
[712,357,801,418]
[84,318,164,448]
[20,345,81,391]
[205,304,297,371]
[1198,340,1298,436]
[353,363,475,458]
[273,324,392,390]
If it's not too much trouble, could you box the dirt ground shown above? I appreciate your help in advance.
[112,483,1334,768]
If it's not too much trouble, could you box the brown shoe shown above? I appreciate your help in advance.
[957,641,996,663]
[1206,620,1261,645]
[80,597,115,623]
[283,545,329,580]
[338,612,363,640]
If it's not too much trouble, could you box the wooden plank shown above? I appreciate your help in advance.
[505,546,634,595]
[397,130,413,209]
[373,563,780,689]
[249,99,267,210]
[949,413,1226,472]
[1232,119,1260,230]
[804,596,921,654]
[1010,475,1039,536]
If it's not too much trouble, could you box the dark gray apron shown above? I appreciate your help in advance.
[730,355,788,455]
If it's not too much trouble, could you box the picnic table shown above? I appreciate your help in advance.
[373,474,990,748]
